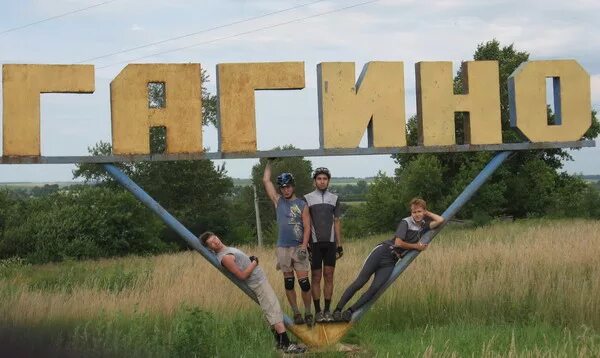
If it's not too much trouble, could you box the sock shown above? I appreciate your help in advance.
[334,306,341,313]
[277,332,291,348]
[305,306,312,315]
[324,299,331,312]
[292,306,300,315]
[313,299,321,313]
[272,329,279,346]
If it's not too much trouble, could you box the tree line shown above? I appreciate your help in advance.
[0,39,598,264]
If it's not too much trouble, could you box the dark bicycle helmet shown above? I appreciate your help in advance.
[276,172,295,187]
[312,167,331,179]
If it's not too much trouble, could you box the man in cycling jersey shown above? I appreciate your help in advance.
[304,167,343,323]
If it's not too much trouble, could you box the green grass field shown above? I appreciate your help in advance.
[1,219,599,356]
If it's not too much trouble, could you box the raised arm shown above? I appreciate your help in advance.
[426,210,445,230]
[262,160,279,206]
[221,254,257,281]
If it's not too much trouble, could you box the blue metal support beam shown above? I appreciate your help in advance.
[102,163,295,326]
[353,151,513,321]
[102,150,511,328]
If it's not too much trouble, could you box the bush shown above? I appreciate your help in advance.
[170,306,217,357]
[342,204,371,239]
[0,186,170,264]
[548,174,600,219]
[363,173,404,233]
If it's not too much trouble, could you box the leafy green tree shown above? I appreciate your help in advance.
[439,152,508,220]
[362,173,403,233]
[227,185,258,245]
[0,186,168,263]
[0,189,14,242]
[362,155,445,234]
[396,154,445,212]
[342,204,370,239]
[547,174,600,219]
[392,39,600,220]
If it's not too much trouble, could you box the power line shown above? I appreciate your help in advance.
[97,0,379,69]
[79,0,327,63]
[0,0,119,37]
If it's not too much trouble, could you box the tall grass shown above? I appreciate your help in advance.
[0,219,599,356]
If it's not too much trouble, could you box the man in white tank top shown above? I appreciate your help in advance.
[199,231,306,354]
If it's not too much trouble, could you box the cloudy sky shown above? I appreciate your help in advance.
[0,0,598,182]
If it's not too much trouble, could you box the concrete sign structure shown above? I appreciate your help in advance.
[111,64,203,155]
[508,60,591,142]
[0,58,596,347]
[2,64,95,157]
[416,61,502,146]
[0,59,594,162]
[217,62,305,153]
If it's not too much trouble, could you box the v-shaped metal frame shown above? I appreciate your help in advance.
[101,150,513,348]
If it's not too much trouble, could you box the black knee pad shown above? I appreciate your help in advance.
[284,277,295,290]
[298,277,311,292]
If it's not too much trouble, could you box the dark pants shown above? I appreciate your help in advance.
[336,244,397,312]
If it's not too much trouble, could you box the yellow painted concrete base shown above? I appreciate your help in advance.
[287,322,353,348]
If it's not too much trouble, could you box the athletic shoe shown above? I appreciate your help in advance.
[293,313,305,325]
[282,343,307,354]
[315,311,326,323]
[304,313,314,327]
[323,310,334,322]
[342,309,352,322]
[332,310,343,322]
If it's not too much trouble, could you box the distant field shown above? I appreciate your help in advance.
[0,181,83,189]
[231,178,252,186]
[343,200,366,206]
[330,177,373,185]
[582,175,600,184]
[1,219,599,356]
[232,177,374,186]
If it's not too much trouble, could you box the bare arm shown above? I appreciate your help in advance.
[426,211,445,230]
[221,254,257,281]
[301,205,311,248]
[334,218,342,246]
[262,160,279,206]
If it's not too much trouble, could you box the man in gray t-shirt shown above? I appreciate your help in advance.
[199,231,305,354]
[263,160,312,326]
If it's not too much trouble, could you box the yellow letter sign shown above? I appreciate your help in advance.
[2,64,94,156]
[111,64,202,155]
[318,62,406,148]
[508,60,591,142]
[416,61,502,146]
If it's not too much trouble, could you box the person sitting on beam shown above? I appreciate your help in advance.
[332,198,444,322]
[199,231,306,354]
